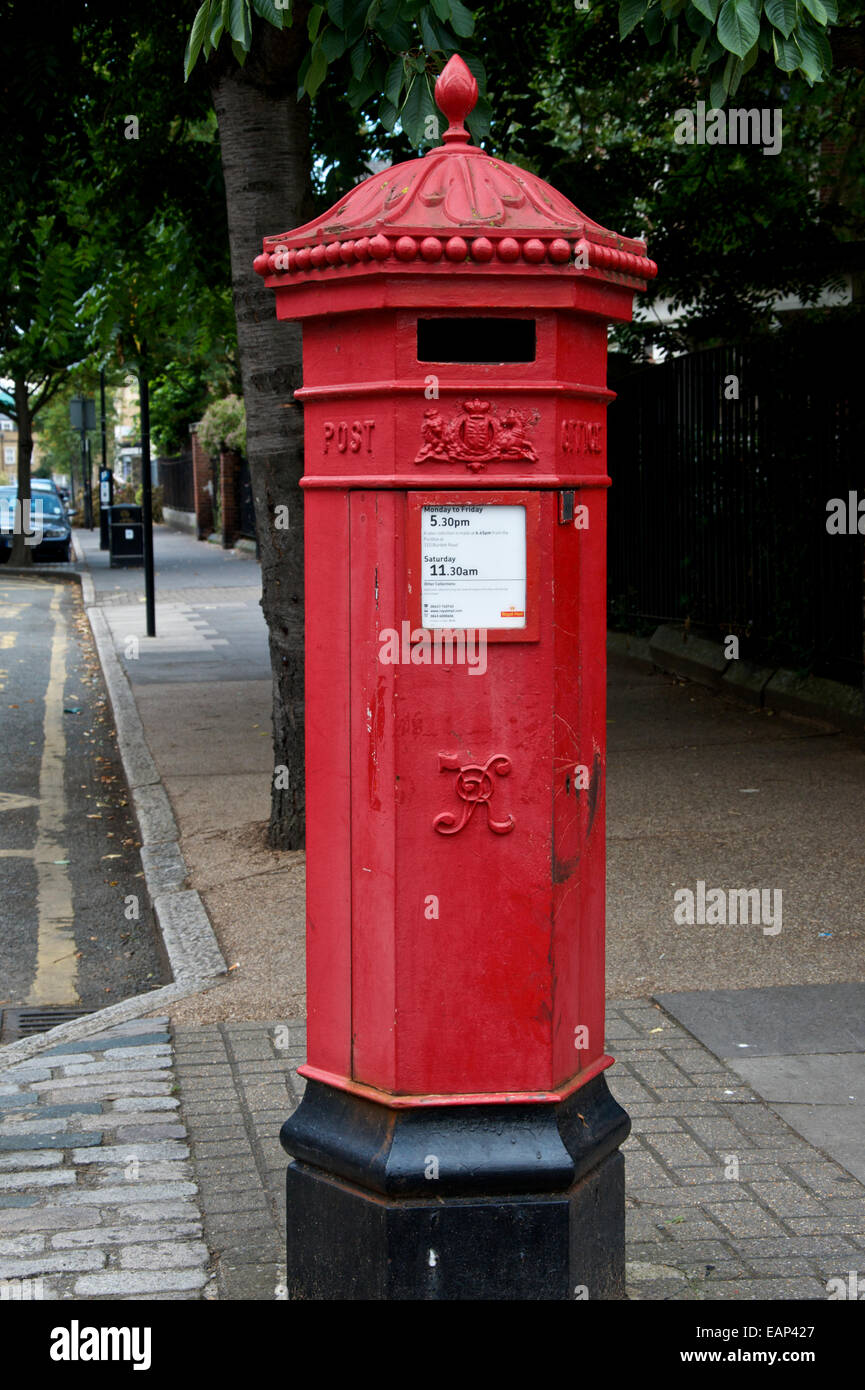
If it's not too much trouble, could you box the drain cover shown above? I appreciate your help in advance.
[0,1007,91,1043]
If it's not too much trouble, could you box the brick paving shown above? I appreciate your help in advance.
[609,1000,865,1300]
[2,1000,863,1300]
[178,1003,865,1301]
[171,1021,305,1300]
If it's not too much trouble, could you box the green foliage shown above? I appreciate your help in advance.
[135,484,164,523]
[0,214,88,414]
[473,0,862,360]
[33,373,120,481]
[150,357,238,457]
[197,394,247,456]
[185,0,491,149]
[1,0,236,517]
[618,0,837,99]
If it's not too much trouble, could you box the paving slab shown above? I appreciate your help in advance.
[657,984,865,1190]
[655,984,865,1056]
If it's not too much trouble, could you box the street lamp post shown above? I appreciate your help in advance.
[69,396,96,530]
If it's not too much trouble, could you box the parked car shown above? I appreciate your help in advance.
[0,486,72,562]
[31,477,63,500]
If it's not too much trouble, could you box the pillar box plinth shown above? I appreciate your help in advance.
[254,54,657,1301]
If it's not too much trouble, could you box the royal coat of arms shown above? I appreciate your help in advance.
[415,399,539,471]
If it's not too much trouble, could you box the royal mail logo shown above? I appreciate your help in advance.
[500,607,524,619]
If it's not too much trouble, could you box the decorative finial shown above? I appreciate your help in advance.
[434,54,478,147]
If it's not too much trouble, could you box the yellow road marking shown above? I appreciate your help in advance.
[0,633,16,649]
[27,586,78,1006]
[0,792,40,813]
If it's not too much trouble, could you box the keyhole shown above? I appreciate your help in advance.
[566,774,571,795]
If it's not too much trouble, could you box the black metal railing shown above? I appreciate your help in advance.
[607,319,864,688]
[158,451,195,513]
[238,456,257,541]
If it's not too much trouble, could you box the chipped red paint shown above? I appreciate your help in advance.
[257,54,655,1102]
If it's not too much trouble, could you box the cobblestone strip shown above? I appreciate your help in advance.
[607,999,865,1301]
[0,1018,214,1300]
[172,1021,304,1300]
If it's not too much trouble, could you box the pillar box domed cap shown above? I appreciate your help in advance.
[253,54,657,290]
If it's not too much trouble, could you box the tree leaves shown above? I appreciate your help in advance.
[717,0,760,58]
[400,71,437,146]
[183,0,836,150]
[691,0,721,20]
[183,0,482,159]
[228,0,252,46]
[251,0,287,26]
[644,6,667,44]
[764,0,796,37]
[619,0,649,40]
[320,24,348,59]
[611,0,838,103]
[795,14,831,80]
[447,0,474,38]
[800,0,827,23]
[305,43,328,97]
[184,3,212,81]
[384,55,404,106]
[772,27,802,69]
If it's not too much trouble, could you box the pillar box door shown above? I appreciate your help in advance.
[255,54,657,1301]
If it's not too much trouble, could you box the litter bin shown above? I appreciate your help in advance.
[108,504,144,568]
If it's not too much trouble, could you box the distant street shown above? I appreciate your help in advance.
[0,574,163,1011]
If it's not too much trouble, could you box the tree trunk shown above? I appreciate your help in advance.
[9,376,33,567]
[211,17,314,849]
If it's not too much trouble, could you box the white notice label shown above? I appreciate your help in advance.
[421,504,526,630]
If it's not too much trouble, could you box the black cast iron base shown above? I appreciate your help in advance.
[280,1073,630,1300]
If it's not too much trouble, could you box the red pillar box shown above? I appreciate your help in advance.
[255,55,657,1301]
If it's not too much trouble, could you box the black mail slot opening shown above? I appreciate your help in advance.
[417,317,536,363]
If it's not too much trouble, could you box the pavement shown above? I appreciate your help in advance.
[606,654,865,997]
[656,983,865,1187]
[0,522,862,1301]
